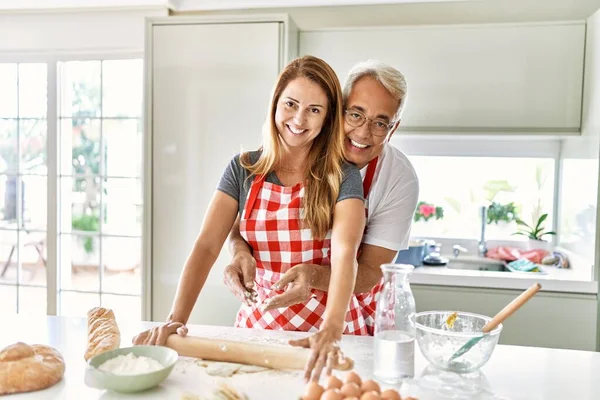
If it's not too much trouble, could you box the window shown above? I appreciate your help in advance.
[407,155,556,241]
[58,59,143,317]
[0,58,143,319]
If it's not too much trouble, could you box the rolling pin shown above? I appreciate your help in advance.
[165,334,353,371]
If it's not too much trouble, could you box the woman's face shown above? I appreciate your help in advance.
[275,77,329,152]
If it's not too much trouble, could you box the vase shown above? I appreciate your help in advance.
[525,239,553,252]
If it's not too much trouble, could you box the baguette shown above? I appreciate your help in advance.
[0,342,65,395]
[84,307,121,361]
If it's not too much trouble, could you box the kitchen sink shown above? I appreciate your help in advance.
[446,257,509,272]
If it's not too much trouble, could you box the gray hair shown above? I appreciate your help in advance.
[342,59,408,121]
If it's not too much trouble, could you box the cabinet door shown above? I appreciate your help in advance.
[301,23,585,132]
[150,22,281,325]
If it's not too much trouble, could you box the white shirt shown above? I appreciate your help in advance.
[360,143,419,252]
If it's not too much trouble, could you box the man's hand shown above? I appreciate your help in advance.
[223,252,257,306]
[262,264,322,311]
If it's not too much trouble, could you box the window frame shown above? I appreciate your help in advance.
[0,51,144,318]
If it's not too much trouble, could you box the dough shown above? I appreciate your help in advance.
[0,342,65,395]
[204,361,269,377]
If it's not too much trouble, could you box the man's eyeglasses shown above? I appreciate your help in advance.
[344,108,395,137]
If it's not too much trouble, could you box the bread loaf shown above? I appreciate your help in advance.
[85,307,121,361]
[0,342,65,395]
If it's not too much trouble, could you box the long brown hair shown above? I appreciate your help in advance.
[241,55,346,240]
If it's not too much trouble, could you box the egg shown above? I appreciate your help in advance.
[321,388,343,400]
[344,371,362,386]
[360,391,381,400]
[326,375,344,390]
[303,381,324,400]
[361,380,381,394]
[380,389,402,400]
[340,382,361,398]
[344,398,360,400]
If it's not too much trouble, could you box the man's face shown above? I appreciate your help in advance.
[343,76,401,169]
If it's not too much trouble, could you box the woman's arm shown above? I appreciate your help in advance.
[133,191,239,345]
[290,197,365,381]
[322,197,366,331]
[168,191,240,325]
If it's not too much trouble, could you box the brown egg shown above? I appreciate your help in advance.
[361,380,381,394]
[344,398,360,400]
[344,371,362,386]
[380,389,402,400]
[321,388,344,400]
[360,392,381,400]
[303,381,324,400]
[340,382,361,398]
[326,375,344,390]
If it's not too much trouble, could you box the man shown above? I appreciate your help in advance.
[224,59,419,335]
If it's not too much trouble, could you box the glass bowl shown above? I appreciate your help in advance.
[414,311,502,373]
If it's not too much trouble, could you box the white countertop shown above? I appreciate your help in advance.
[411,262,598,294]
[2,314,600,400]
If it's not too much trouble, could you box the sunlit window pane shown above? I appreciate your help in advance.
[408,156,555,240]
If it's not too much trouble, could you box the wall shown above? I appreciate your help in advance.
[0,8,167,56]
[557,8,600,280]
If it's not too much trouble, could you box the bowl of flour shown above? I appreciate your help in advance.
[85,346,178,393]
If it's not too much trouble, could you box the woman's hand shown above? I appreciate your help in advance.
[132,322,188,346]
[289,324,347,382]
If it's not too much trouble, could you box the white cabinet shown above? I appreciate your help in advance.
[145,15,297,325]
[301,22,585,134]
[413,285,597,351]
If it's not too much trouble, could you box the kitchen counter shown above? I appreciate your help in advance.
[2,313,600,400]
[411,261,598,294]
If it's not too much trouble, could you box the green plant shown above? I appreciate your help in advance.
[513,213,556,241]
[72,213,99,253]
[487,201,518,225]
[414,201,444,222]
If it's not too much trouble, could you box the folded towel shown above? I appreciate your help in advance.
[507,259,542,273]
[486,246,549,264]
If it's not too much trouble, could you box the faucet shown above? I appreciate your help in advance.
[479,205,488,257]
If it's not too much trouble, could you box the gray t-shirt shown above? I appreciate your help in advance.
[217,151,364,216]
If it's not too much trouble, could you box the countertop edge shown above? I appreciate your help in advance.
[410,268,599,294]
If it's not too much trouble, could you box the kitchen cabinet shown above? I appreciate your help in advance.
[413,284,598,351]
[300,22,585,135]
[145,15,298,324]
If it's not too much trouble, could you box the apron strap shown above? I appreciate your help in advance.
[362,157,378,219]
[243,175,265,220]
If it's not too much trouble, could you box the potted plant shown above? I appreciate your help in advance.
[414,201,444,223]
[487,201,518,225]
[512,213,556,251]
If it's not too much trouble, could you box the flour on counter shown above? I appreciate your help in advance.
[98,352,164,375]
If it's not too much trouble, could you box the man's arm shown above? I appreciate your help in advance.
[223,216,258,304]
[306,243,397,293]
[263,243,396,311]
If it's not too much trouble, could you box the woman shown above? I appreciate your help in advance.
[133,56,366,381]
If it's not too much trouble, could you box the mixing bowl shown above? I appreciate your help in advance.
[414,311,502,373]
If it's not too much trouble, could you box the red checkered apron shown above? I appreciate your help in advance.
[235,175,368,335]
[355,157,384,336]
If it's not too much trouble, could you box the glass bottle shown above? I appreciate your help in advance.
[373,264,416,384]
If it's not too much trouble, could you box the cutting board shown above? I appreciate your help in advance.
[165,334,353,371]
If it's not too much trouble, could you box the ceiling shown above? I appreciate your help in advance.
[173,1,600,29]
[1,0,599,28]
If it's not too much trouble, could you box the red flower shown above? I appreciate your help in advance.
[419,204,435,218]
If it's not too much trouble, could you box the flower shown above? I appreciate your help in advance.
[414,201,444,222]
[419,204,436,218]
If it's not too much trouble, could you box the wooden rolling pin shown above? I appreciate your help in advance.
[165,334,354,371]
